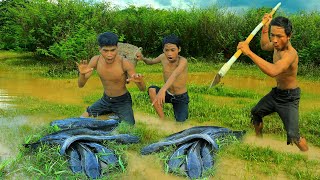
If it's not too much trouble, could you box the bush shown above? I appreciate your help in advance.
[0,0,319,66]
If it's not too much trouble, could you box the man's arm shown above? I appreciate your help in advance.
[238,42,296,77]
[124,60,146,91]
[260,14,274,51]
[136,52,162,65]
[152,58,187,106]
[161,58,187,91]
[248,51,296,77]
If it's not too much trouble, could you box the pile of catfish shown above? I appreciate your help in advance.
[24,117,139,179]
[24,117,245,179]
[141,126,246,179]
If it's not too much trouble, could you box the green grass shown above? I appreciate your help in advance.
[188,84,261,98]
[2,84,319,179]
[1,96,83,118]
[1,51,320,179]
[219,143,320,179]
[0,51,33,60]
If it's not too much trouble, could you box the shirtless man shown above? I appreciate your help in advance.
[237,15,308,151]
[76,32,146,125]
[136,34,189,122]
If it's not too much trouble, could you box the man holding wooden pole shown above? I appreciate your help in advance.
[237,14,309,151]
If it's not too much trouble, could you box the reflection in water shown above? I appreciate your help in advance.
[0,89,15,110]
[0,69,102,105]
[189,72,274,91]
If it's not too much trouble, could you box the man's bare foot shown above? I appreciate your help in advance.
[254,122,263,137]
[295,137,309,152]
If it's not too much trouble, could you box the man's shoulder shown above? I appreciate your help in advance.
[179,56,187,62]
[89,55,100,67]
[120,55,131,64]
[119,56,135,70]
[177,56,188,66]
[158,53,166,59]
[90,55,100,61]
[290,47,298,56]
[285,46,298,60]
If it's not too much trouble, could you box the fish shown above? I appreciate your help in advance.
[142,126,246,179]
[66,145,82,173]
[75,142,101,179]
[23,128,111,149]
[165,126,230,141]
[50,117,119,131]
[167,141,194,173]
[168,126,246,143]
[207,130,247,141]
[141,134,218,155]
[83,142,118,166]
[60,134,140,155]
[200,141,215,171]
[24,139,65,149]
[186,140,203,179]
[179,161,188,176]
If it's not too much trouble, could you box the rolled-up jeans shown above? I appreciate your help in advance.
[251,87,301,144]
[86,91,135,125]
[148,85,189,122]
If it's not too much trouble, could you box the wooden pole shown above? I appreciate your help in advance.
[209,2,281,88]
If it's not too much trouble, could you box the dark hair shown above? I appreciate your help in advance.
[97,32,118,47]
[270,16,292,36]
[162,34,181,48]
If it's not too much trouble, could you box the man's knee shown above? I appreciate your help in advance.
[124,118,135,125]
[174,106,188,122]
[251,106,259,116]
[251,107,263,125]
[116,106,135,125]
[117,114,135,125]
[175,116,188,122]
[148,87,157,96]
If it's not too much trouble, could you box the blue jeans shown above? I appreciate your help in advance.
[251,87,301,144]
[149,85,189,122]
[86,92,135,125]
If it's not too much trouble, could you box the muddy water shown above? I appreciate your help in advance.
[0,89,15,110]
[191,72,320,111]
[191,72,320,95]
[1,68,320,178]
[0,70,103,105]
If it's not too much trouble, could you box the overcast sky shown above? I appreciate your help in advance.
[104,0,320,13]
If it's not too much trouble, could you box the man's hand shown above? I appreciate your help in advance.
[76,60,93,75]
[152,89,166,107]
[237,41,251,56]
[262,13,272,28]
[126,73,144,83]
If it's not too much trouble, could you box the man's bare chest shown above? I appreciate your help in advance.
[97,65,126,82]
[273,51,284,63]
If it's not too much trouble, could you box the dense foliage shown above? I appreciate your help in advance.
[0,0,319,65]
